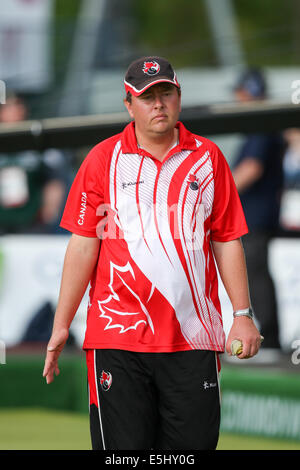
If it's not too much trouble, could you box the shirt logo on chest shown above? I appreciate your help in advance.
[122,180,145,190]
[187,173,199,191]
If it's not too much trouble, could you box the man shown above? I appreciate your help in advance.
[0,93,70,235]
[232,67,285,359]
[43,56,262,450]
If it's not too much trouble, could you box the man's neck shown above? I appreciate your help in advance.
[136,128,179,162]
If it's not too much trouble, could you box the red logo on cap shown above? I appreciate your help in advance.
[143,61,160,76]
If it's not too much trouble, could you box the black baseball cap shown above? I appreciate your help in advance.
[234,67,266,98]
[124,56,180,97]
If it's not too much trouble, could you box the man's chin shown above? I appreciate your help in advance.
[151,122,172,134]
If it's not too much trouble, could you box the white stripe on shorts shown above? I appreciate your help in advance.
[94,349,106,450]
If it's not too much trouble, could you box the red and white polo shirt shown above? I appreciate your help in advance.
[61,121,248,353]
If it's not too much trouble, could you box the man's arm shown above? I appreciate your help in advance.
[212,238,262,358]
[43,233,100,383]
[232,157,263,193]
[40,179,66,224]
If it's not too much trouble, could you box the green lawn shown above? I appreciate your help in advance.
[0,408,300,450]
[0,408,91,450]
[217,432,300,450]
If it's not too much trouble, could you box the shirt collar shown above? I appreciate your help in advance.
[121,121,198,154]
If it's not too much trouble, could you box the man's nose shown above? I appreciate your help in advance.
[153,94,164,107]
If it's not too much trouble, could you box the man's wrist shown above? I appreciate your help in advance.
[233,307,254,320]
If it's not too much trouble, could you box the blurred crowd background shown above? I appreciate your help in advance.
[1,0,300,361]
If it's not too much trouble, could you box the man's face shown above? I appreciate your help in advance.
[0,98,27,123]
[124,83,181,139]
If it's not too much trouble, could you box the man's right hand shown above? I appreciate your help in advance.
[43,328,69,384]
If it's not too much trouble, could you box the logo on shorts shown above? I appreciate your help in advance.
[100,370,112,391]
[203,380,217,390]
[188,174,199,191]
[143,61,160,76]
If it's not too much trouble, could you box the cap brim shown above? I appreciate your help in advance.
[124,77,180,97]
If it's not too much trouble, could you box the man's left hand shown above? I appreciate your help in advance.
[226,316,262,359]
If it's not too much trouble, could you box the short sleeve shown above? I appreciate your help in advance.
[60,146,105,237]
[210,145,248,242]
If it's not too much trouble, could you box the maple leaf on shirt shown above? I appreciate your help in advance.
[98,261,155,334]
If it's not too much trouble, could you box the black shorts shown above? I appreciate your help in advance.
[86,349,221,450]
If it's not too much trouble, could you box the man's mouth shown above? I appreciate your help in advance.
[153,114,168,121]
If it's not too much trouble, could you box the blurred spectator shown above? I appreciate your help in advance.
[0,93,73,235]
[279,128,300,230]
[283,128,300,188]
[231,68,286,361]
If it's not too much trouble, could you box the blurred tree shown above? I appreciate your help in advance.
[53,0,82,84]
[33,0,82,117]
[131,0,300,68]
[131,0,217,67]
[233,0,297,66]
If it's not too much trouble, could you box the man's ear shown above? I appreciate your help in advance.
[123,98,134,119]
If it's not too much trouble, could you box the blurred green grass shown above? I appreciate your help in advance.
[0,408,91,450]
[0,408,300,450]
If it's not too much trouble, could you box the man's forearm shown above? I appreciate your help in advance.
[52,234,100,331]
[212,238,262,358]
[232,158,263,194]
[211,238,250,311]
